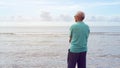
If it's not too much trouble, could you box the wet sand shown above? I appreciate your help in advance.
[0,32,120,68]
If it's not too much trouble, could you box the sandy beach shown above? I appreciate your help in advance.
[0,31,120,68]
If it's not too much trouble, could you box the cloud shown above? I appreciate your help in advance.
[0,0,120,10]
[0,0,120,26]
[1,14,120,23]
[0,0,119,16]
[40,11,53,21]
[94,2,120,6]
[39,11,73,22]
[86,16,120,22]
[57,14,73,22]
[109,16,120,22]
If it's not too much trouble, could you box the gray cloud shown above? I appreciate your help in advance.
[39,11,73,22]
[0,13,120,23]
[86,16,120,22]
[109,16,120,22]
[40,11,53,21]
[56,14,73,22]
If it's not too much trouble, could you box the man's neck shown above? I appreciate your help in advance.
[76,21,83,22]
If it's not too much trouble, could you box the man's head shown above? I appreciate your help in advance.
[74,11,85,22]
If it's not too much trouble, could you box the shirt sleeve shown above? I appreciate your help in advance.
[88,28,90,34]
[88,26,90,37]
[69,26,73,37]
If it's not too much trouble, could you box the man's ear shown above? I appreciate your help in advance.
[75,19,77,22]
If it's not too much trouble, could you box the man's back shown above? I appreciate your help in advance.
[70,21,90,53]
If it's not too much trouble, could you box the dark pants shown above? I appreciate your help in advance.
[67,49,87,68]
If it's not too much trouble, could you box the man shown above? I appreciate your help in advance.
[67,11,90,68]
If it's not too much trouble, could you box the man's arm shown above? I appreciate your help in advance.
[69,36,72,43]
[69,25,73,43]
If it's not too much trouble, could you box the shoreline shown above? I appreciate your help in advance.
[0,32,120,35]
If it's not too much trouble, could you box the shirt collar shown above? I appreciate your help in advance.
[77,21,84,23]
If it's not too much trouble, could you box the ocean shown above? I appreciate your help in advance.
[0,26,120,34]
[0,26,120,68]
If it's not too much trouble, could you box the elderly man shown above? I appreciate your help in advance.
[67,11,90,68]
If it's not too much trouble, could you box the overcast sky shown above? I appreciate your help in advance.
[0,0,120,26]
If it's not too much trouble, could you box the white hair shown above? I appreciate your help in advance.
[76,11,85,19]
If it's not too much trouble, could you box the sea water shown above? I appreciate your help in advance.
[0,26,120,34]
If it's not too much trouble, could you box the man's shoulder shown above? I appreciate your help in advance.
[71,23,78,28]
[82,22,89,28]
[70,22,89,29]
